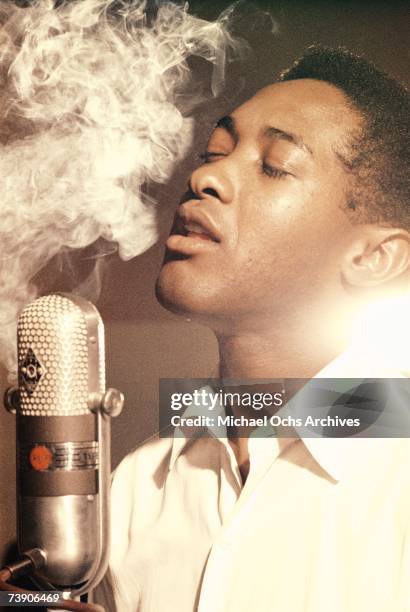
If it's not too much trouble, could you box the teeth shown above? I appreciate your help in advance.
[185,222,209,236]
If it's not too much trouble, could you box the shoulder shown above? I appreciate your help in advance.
[371,438,410,522]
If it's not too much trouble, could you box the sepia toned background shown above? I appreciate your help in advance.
[1,0,408,564]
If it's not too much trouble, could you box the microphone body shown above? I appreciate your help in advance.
[11,293,119,596]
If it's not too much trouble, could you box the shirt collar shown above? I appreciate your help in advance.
[301,344,408,480]
[168,345,406,481]
[169,386,226,471]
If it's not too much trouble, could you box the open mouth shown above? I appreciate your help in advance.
[165,206,221,256]
[183,222,217,242]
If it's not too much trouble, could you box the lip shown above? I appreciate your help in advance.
[166,202,222,256]
[179,203,222,243]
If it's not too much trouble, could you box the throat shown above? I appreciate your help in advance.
[228,436,250,484]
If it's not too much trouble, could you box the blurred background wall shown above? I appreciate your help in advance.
[1,0,408,565]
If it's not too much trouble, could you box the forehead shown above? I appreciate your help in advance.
[230,79,361,155]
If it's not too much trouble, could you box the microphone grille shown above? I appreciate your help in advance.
[17,294,104,417]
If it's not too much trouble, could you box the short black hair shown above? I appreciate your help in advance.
[280,45,410,230]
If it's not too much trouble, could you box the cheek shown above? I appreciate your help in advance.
[234,181,349,285]
[235,182,313,261]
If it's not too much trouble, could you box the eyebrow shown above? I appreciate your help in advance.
[215,115,313,157]
[265,126,313,157]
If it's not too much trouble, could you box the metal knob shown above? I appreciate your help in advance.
[88,388,124,418]
[101,388,124,417]
[4,386,20,414]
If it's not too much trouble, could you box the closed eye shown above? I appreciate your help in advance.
[261,162,289,179]
[198,151,227,163]
[198,152,290,179]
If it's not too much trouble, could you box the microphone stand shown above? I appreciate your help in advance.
[0,551,104,611]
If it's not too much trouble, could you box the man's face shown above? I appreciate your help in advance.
[156,78,361,331]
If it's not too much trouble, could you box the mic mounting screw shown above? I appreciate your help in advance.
[101,388,124,417]
[4,386,20,414]
[88,388,124,417]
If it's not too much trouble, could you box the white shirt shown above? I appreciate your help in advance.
[94,348,410,612]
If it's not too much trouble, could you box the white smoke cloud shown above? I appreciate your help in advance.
[0,0,236,377]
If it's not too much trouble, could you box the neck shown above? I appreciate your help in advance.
[211,307,353,482]
[216,324,345,380]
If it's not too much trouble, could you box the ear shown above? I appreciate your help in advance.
[342,226,410,288]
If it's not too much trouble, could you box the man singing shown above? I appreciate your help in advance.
[96,46,410,611]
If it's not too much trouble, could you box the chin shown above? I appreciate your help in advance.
[155,278,192,317]
[155,260,203,316]
[155,259,223,322]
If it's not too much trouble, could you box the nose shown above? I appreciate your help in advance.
[189,160,234,204]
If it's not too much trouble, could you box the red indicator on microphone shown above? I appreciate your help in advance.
[29,445,53,471]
